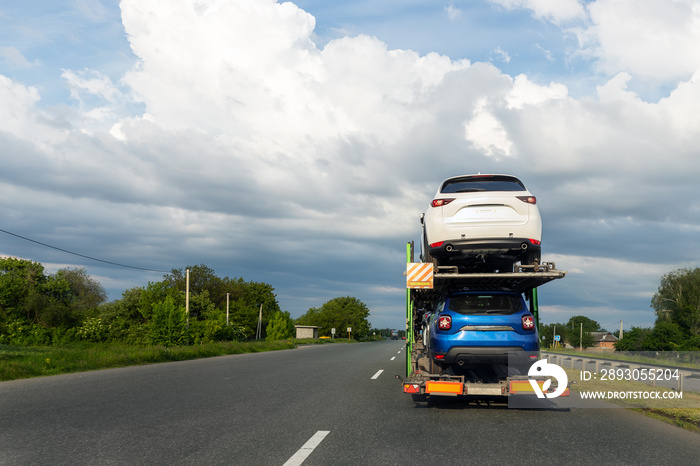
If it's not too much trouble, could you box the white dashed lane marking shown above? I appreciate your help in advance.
[371,370,384,380]
[283,431,330,466]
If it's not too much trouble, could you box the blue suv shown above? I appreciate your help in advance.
[426,290,539,375]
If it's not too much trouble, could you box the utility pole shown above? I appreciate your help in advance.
[186,268,190,326]
[553,325,556,349]
[619,320,623,341]
[255,304,263,339]
[226,293,230,326]
[579,322,583,351]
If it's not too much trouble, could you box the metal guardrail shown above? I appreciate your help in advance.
[542,351,700,392]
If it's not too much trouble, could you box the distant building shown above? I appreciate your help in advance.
[295,325,318,339]
[591,332,618,351]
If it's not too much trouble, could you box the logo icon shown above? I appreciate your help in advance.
[528,359,568,398]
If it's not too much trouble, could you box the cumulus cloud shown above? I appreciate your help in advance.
[506,74,568,108]
[0,76,42,137]
[121,0,469,148]
[113,0,475,235]
[121,0,322,138]
[0,76,68,144]
[497,0,700,85]
[583,0,700,82]
[2,0,700,326]
[464,98,515,158]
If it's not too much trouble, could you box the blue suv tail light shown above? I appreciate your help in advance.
[521,314,535,331]
[438,314,452,331]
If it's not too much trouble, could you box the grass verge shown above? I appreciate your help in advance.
[0,338,356,382]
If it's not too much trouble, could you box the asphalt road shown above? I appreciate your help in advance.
[1,340,699,465]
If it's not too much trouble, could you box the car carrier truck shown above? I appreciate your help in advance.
[401,241,568,399]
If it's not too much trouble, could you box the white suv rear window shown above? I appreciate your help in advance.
[441,176,526,193]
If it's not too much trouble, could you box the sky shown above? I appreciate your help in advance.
[1,0,699,332]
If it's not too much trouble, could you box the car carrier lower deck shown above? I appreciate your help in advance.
[402,241,568,399]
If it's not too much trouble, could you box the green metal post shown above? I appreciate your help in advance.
[406,242,413,377]
[531,287,540,331]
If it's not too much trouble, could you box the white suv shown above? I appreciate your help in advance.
[421,174,542,271]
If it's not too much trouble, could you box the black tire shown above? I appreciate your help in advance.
[425,324,442,375]
[422,248,437,266]
[421,232,438,266]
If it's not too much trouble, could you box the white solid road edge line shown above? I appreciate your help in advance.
[283,430,330,466]
[371,369,384,380]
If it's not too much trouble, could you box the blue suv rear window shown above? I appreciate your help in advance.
[447,294,523,315]
[441,176,526,193]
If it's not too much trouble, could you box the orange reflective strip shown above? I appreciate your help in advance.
[425,381,463,395]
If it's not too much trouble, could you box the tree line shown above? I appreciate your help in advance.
[615,268,700,351]
[0,258,374,346]
[540,315,604,349]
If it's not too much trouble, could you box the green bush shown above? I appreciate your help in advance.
[189,317,247,344]
[266,311,295,341]
[0,320,53,346]
[146,296,188,346]
[76,317,109,343]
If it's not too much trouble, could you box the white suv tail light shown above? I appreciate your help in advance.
[431,198,455,207]
[517,195,536,204]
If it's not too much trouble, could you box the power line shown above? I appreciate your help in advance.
[0,227,171,273]
[601,320,623,330]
